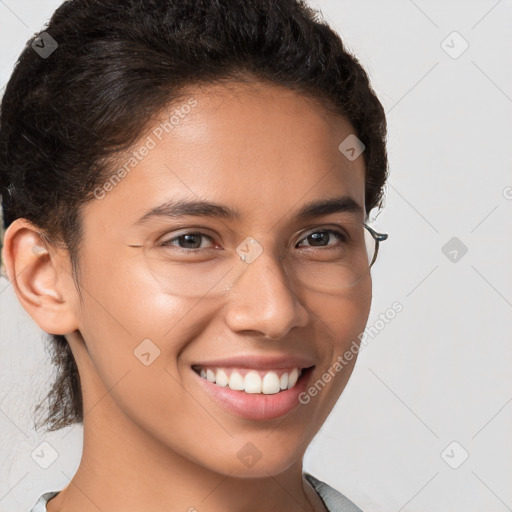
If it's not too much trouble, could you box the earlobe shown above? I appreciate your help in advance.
[1,218,79,335]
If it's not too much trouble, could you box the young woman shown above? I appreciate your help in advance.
[0,0,389,510]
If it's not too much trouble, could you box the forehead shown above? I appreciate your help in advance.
[83,81,366,235]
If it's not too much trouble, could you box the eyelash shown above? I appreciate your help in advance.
[159,228,348,251]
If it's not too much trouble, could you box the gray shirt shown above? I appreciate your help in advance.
[28,472,363,512]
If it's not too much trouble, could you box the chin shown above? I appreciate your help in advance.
[176,432,308,479]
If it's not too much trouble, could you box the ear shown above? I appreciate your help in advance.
[1,218,79,335]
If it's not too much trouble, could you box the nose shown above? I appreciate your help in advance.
[222,248,310,339]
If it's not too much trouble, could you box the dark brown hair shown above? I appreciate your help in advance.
[0,0,388,432]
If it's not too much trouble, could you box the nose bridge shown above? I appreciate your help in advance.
[224,236,309,336]
[230,234,293,296]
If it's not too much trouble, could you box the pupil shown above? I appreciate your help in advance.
[308,232,328,246]
[181,234,201,249]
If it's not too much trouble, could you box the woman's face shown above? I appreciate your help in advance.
[66,81,372,476]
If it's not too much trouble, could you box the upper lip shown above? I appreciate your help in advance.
[191,355,316,370]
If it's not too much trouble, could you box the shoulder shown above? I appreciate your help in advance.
[304,472,364,512]
[28,491,60,512]
[29,479,363,512]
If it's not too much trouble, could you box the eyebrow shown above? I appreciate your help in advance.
[134,195,364,225]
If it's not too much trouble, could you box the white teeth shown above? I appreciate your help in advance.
[288,368,299,388]
[262,372,281,394]
[215,369,229,387]
[244,371,262,393]
[197,366,304,394]
[228,371,244,391]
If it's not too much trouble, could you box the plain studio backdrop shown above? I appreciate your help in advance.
[1,1,511,511]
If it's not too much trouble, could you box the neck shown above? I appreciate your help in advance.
[46,379,326,512]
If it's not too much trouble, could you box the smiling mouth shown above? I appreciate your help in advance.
[191,365,314,395]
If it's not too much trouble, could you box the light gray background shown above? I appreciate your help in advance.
[1,1,511,511]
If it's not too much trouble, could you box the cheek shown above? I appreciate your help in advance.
[75,243,231,380]
[74,249,202,384]
[78,280,203,373]
[311,276,372,353]
[80,241,194,330]
[300,279,371,417]
[340,280,372,348]
[74,269,229,453]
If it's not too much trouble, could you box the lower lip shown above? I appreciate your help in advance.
[192,367,314,421]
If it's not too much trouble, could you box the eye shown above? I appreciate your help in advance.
[296,229,347,249]
[157,228,348,252]
[160,231,217,250]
